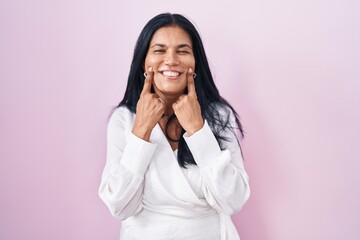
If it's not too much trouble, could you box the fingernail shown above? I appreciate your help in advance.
[189,68,193,74]
[148,66,153,72]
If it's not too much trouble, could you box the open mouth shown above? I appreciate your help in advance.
[161,71,181,77]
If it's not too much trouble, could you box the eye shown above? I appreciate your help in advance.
[177,50,190,54]
[154,49,165,53]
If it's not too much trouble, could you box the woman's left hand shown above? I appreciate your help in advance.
[172,68,204,136]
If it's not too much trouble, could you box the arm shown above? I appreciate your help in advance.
[98,108,157,220]
[183,112,250,215]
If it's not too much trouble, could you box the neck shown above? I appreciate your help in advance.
[155,91,183,116]
[163,102,175,117]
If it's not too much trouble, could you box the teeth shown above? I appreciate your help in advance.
[162,71,180,77]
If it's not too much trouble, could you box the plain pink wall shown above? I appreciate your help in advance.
[1,0,359,239]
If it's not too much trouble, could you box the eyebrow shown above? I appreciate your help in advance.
[150,43,192,49]
[178,44,192,49]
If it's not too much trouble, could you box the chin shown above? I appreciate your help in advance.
[160,88,186,96]
[154,82,186,96]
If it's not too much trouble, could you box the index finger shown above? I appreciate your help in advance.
[141,67,153,95]
[187,68,197,97]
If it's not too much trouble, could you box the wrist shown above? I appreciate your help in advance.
[186,122,204,136]
[132,126,152,141]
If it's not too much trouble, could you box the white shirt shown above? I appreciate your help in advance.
[99,106,250,240]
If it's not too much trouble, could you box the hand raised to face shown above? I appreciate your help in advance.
[172,68,204,136]
[132,67,165,141]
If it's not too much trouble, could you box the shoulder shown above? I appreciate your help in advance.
[108,106,135,127]
[111,105,133,117]
[205,102,240,134]
[208,102,235,121]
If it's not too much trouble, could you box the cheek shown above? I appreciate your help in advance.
[144,56,160,69]
[188,58,196,70]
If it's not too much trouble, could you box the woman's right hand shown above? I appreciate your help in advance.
[132,67,165,141]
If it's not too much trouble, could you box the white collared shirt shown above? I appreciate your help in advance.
[99,106,250,240]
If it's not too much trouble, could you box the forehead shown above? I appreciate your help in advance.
[150,25,192,46]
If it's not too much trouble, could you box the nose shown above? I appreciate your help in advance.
[164,50,179,66]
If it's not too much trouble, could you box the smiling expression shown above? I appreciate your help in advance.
[144,25,196,99]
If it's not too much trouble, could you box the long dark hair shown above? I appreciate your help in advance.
[115,13,244,168]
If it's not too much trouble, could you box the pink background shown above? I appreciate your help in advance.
[1,0,359,239]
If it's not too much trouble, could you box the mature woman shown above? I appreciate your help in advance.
[99,13,250,240]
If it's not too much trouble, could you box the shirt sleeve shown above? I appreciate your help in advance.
[98,108,157,220]
[183,110,250,215]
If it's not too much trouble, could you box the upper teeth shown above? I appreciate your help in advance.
[162,71,180,77]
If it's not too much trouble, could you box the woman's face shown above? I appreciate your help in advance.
[144,25,195,98]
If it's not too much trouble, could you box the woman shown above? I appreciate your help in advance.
[99,13,250,240]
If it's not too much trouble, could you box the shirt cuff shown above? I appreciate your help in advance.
[183,120,222,167]
[121,132,157,175]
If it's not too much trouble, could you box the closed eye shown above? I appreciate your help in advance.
[154,49,166,53]
[177,50,190,54]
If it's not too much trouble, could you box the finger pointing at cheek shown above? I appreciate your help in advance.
[133,66,165,141]
[187,68,197,98]
[141,67,153,96]
[172,68,203,136]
